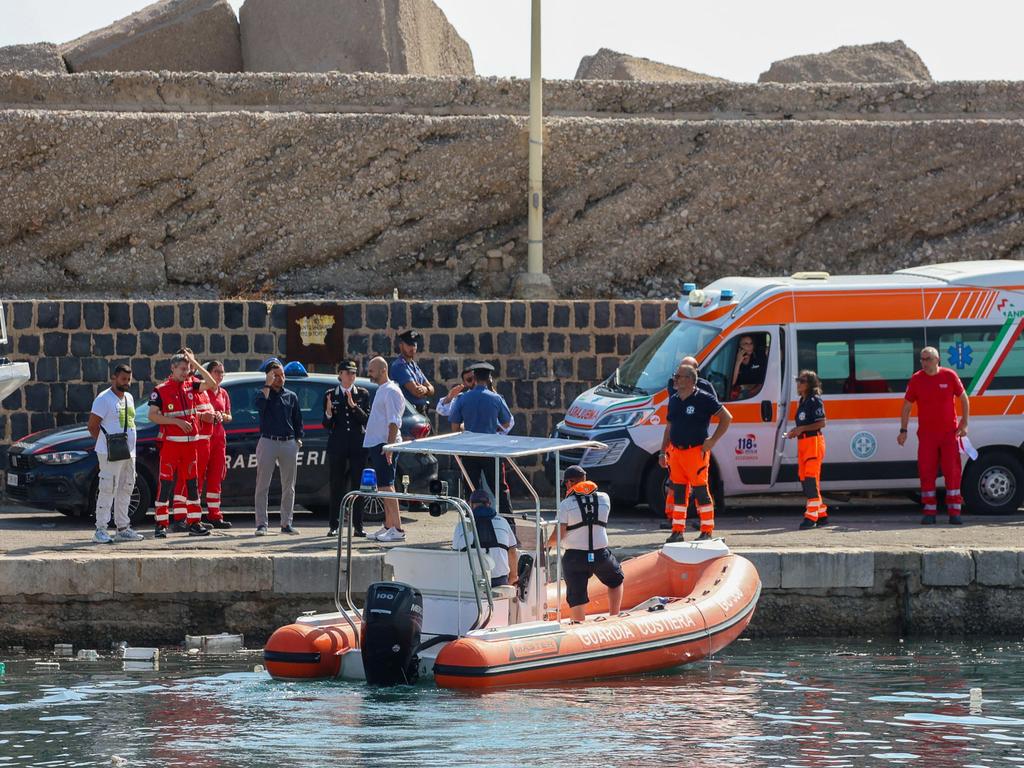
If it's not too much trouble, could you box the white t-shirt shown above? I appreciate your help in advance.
[91,388,138,457]
[557,489,612,551]
[363,379,406,448]
[452,516,516,579]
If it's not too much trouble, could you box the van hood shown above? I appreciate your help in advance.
[564,387,653,430]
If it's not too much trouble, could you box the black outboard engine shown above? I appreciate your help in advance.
[516,553,534,603]
[361,582,423,686]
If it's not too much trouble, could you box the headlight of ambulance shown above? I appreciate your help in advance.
[35,450,90,465]
[595,410,651,429]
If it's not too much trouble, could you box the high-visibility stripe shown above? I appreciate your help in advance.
[970,316,1024,396]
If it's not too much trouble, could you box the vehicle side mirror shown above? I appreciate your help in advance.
[760,400,773,423]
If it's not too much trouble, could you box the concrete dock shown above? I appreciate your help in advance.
[2,497,1023,648]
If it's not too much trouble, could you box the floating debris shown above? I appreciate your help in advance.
[122,647,159,662]
[185,633,244,654]
[35,661,60,670]
[253,664,265,673]
[0,661,6,676]
[77,649,100,661]
[110,757,128,767]
[54,643,73,657]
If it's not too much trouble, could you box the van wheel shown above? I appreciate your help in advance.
[643,463,669,515]
[962,451,1024,515]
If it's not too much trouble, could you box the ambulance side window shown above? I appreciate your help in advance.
[702,332,771,401]
[797,328,924,395]
[930,325,1024,390]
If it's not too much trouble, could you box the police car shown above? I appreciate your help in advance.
[3,372,437,525]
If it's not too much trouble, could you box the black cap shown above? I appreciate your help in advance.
[470,361,495,374]
[397,330,422,345]
[563,465,586,482]
[337,359,358,373]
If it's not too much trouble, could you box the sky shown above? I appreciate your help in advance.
[2,0,1024,82]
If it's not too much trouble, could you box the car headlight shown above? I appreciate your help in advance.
[35,450,91,465]
[595,410,651,430]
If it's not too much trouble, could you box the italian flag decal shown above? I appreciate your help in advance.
[968,315,1024,396]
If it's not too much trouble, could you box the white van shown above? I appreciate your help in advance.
[551,261,1024,515]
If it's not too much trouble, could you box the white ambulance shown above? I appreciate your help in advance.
[0,302,31,401]
[551,260,1024,515]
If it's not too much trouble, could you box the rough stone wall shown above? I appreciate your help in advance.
[575,48,726,83]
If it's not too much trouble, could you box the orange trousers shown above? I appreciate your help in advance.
[798,434,827,522]
[666,445,714,535]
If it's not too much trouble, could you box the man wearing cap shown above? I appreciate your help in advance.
[453,489,519,588]
[391,330,434,415]
[323,359,370,537]
[449,362,516,524]
[546,465,624,623]
[253,360,304,536]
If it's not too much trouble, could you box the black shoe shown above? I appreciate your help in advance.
[281,525,300,535]
[921,515,937,525]
[170,520,189,533]
[949,515,963,525]
[155,525,167,539]
[353,529,367,538]
[199,521,213,531]
[328,528,339,537]
[696,532,713,541]
[816,517,830,527]
[208,518,232,529]
[659,521,672,530]
[665,531,685,544]
[799,519,817,530]
[188,523,210,536]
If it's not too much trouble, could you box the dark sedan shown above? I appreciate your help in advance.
[3,372,437,525]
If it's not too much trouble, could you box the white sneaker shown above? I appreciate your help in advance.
[377,528,406,542]
[93,529,113,544]
[115,528,144,542]
[368,527,388,540]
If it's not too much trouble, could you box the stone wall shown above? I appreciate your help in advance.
[0,298,675,473]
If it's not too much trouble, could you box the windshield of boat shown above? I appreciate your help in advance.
[601,319,719,396]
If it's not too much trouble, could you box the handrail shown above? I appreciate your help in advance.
[503,457,551,621]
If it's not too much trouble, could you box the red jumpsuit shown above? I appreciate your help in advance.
[905,368,964,518]
[173,382,213,524]
[204,387,231,522]
[149,378,201,528]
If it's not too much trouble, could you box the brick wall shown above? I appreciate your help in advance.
[1,299,676,468]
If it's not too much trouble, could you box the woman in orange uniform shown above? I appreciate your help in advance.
[786,370,828,529]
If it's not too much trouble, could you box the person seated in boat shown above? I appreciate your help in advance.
[546,465,624,623]
[453,489,519,589]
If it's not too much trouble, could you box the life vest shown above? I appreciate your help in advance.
[457,510,509,552]
[565,480,606,554]
[153,378,199,442]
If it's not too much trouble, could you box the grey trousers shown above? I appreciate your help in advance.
[95,453,136,531]
[254,437,298,527]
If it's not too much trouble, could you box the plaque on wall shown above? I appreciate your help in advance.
[285,304,345,364]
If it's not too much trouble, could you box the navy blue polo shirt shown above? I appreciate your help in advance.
[667,388,722,449]
[449,385,512,433]
[795,395,825,428]
[390,356,430,407]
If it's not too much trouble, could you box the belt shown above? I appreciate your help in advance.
[798,430,821,439]
[671,442,704,451]
[261,434,295,442]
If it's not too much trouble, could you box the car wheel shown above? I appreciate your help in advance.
[962,450,1024,515]
[361,496,387,525]
[88,473,154,527]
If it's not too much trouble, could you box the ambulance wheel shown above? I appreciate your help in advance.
[962,450,1024,515]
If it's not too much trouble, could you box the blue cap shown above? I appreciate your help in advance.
[283,361,308,377]
[469,489,492,505]
[258,357,283,373]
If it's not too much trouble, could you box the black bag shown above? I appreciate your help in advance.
[101,396,132,462]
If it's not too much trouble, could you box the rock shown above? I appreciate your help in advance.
[575,48,725,83]
[240,0,474,75]
[759,41,931,84]
[0,43,67,73]
[62,0,242,74]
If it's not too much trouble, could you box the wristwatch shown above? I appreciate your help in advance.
[899,428,908,433]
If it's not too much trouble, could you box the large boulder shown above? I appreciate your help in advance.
[62,0,242,73]
[576,48,725,83]
[0,43,67,73]
[759,41,932,83]
[240,0,474,75]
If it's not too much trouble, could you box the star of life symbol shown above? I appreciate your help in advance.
[850,431,877,460]
[686,405,695,415]
[947,342,972,370]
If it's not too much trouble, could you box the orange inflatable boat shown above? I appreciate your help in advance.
[264,538,761,689]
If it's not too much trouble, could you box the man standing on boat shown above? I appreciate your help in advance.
[547,465,624,623]
[660,363,732,542]
[453,489,519,588]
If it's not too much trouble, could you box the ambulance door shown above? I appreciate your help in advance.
[700,325,788,493]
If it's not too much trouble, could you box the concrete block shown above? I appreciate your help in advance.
[780,550,874,589]
[973,550,1022,587]
[189,555,273,593]
[922,549,975,586]
[0,556,115,596]
[733,549,781,589]
[273,552,384,595]
[113,556,180,595]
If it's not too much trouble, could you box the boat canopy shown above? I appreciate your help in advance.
[384,432,607,459]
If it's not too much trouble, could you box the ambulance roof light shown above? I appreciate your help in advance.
[720,289,735,301]
[791,271,830,280]
[688,289,707,307]
[682,282,697,293]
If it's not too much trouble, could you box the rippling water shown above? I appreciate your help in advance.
[1,639,1022,767]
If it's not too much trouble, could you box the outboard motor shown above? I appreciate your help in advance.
[361,582,423,686]
[516,553,534,603]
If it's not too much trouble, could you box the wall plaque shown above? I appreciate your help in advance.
[285,304,345,364]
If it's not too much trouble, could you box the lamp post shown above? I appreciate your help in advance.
[513,0,556,299]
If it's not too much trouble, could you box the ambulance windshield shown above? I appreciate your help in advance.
[606,320,718,395]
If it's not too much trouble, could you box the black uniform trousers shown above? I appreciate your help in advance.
[329,450,367,531]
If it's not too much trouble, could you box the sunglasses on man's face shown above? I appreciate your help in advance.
[920,356,937,362]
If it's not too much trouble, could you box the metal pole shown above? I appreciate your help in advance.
[527,0,543,276]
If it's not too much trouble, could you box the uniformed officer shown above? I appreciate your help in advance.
[449,362,516,526]
[323,359,370,537]
[785,370,829,530]
[663,355,716,531]
[660,363,732,542]
[390,330,434,415]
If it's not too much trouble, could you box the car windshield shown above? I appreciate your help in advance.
[606,319,719,395]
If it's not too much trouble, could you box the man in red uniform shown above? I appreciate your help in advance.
[148,350,218,537]
[203,361,233,528]
[171,360,217,531]
[899,346,970,525]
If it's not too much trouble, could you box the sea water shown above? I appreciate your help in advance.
[0,639,1021,767]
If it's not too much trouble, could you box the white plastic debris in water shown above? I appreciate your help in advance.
[77,649,100,661]
[54,643,73,657]
[111,640,127,651]
[970,687,983,714]
[187,648,200,656]
[122,647,159,662]
[35,661,60,670]
[110,756,128,767]
[123,660,160,672]
[253,664,265,673]
[185,633,244,654]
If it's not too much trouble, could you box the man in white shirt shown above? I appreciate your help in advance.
[546,465,624,622]
[87,364,144,543]
[452,489,519,587]
[363,356,407,542]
